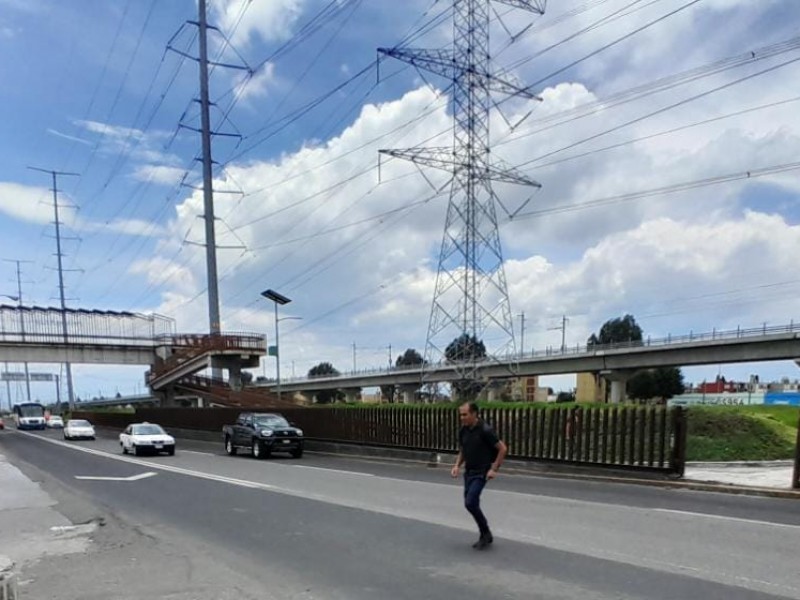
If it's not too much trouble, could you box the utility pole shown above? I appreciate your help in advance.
[547,314,569,351]
[28,167,79,410]
[197,0,221,340]
[168,0,250,379]
[518,312,526,356]
[352,342,357,372]
[54,373,61,412]
[8,260,33,402]
[388,344,392,367]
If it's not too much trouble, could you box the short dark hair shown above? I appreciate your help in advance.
[461,401,479,415]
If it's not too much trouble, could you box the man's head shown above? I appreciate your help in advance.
[459,401,479,427]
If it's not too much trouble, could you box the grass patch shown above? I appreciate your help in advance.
[686,406,798,461]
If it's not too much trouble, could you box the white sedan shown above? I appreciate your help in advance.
[47,415,64,429]
[120,423,176,456]
[64,419,95,440]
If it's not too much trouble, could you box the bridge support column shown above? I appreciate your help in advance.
[398,384,418,404]
[156,387,178,408]
[343,388,361,404]
[601,370,636,403]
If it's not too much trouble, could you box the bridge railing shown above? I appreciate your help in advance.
[0,305,174,345]
[149,332,266,380]
[283,321,800,384]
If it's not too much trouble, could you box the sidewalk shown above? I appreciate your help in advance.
[685,461,796,490]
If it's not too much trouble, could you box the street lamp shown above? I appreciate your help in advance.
[261,289,292,403]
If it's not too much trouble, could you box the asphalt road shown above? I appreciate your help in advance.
[2,428,799,600]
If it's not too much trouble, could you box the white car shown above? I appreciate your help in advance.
[64,419,95,440]
[120,423,175,456]
[47,415,64,429]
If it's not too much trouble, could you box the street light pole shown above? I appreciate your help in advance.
[274,301,280,402]
[261,289,292,404]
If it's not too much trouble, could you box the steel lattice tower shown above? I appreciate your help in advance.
[379,0,546,377]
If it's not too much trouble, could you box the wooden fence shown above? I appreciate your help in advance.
[73,404,687,475]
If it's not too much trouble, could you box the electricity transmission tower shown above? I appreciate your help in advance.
[379,0,546,378]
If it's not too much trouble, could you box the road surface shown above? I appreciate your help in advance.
[1,428,798,599]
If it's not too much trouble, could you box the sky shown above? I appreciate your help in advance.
[1,0,800,404]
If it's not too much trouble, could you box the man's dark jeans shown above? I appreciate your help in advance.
[463,471,490,536]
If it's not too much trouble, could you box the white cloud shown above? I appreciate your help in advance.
[213,0,305,46]
[233,63,276,103]
[83,218,164,237]
[0,181,78,226]
[132,165,186,186]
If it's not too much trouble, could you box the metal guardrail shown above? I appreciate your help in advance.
[284,321,800,384]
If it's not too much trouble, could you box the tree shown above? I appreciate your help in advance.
[395,348,424,367]
[627,367,685,402]
[445,334,486,363]
[307,362,340,404]
[445,334,487,399]
[588,314,643,346]
[308,362,339,377]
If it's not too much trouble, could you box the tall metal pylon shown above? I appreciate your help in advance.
[168,0,250,341]
[379,0,546,379]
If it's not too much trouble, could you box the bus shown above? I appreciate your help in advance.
[13,402,47,430]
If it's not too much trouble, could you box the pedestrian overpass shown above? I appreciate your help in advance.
[0,304,270,406]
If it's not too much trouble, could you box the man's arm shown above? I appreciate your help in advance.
[450,450,463,478]
[487,440,507,479]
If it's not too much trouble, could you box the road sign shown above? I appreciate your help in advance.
[1,372,54,382]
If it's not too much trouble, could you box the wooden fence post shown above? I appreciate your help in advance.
[669,406,687,477]
[792,409,800,490]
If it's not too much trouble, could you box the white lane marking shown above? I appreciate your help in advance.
[287,464,375,476]
[180,450,214,456]
[15,431,273,490]
[75,471,157,482]
[652,508,800,530]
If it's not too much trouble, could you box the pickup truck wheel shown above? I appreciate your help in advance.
[121,443,127,454]
[252,440,263,459]
[225,437,237,456]
[133,445,141,457]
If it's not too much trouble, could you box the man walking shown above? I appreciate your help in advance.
[451,401,507,549]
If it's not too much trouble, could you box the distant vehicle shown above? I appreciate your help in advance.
[222,412,304,459]
[13,403,46,430]
[119,423,175,456]
[47,415,64,429]
[64,419,95,440]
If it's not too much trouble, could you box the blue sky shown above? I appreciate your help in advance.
[2,0,800,403]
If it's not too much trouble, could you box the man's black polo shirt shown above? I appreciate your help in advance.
[459,419,500,472]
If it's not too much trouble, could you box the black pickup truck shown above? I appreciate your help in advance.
[222,412,304,459]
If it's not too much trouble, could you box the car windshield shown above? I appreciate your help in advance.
[69,420,91,427]
[50,416,62,421]
[133,424,165,435]
[254,415,289,429]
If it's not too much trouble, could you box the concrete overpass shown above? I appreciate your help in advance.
[273,322,800,402]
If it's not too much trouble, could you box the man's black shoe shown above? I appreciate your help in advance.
[473,532,493,550]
